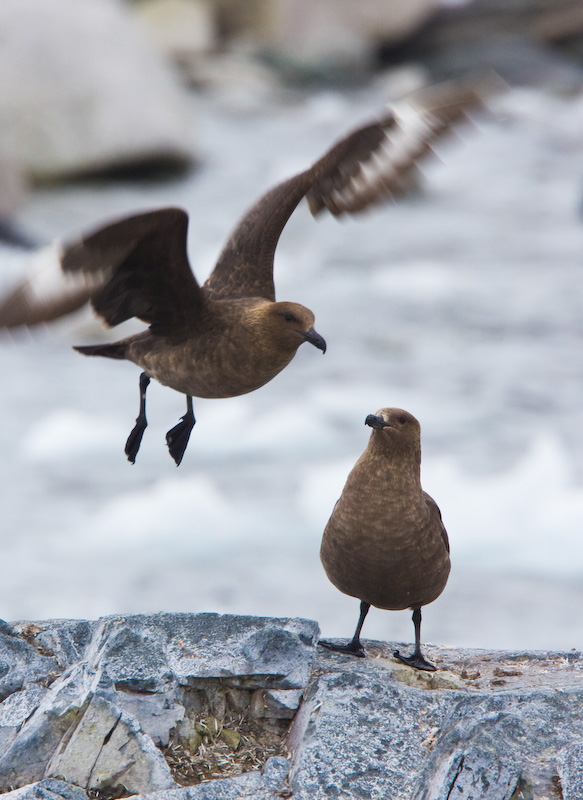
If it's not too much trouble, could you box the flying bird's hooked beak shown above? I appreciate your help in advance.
[365,414,391,429]
[302,327,327,353]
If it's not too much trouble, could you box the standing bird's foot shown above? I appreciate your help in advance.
[319,639,366,658]
[393,648,437,672]
[394,608,437,671]
[125,372,150,464]
[166,395,195,466]
[319,602,370,659]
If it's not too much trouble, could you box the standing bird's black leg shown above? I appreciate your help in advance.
[319,601,370,658]
[394,607,437,672]
[166,395,196,466]
[125,372,151,464]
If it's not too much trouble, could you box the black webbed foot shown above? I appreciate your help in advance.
[125,419,148,464]
[394,648,437,672]
[319,639,367,658]
[166,396,195,466]
[125,372,150,464]
[319,602,370,659]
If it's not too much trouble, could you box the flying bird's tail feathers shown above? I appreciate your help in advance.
[73,342,128,360]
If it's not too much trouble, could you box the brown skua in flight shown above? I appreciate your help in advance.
[0,78,496,464]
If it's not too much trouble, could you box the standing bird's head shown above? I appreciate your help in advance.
[365,408,422,461]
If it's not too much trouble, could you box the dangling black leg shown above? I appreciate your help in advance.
[125,372,150,464]
[166,395,196,466]
[394,607,437,672]
[319,601,370,658]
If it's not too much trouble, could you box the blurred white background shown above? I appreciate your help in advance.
[1,0,583,653]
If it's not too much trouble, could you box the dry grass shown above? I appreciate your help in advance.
[161,713,288,786]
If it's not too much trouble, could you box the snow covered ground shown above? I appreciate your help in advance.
[1,83,583,652]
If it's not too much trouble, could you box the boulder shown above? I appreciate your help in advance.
[0,0,195,183]
[244,0,439,74]
[0,780,88,800]
[0,686,48,754]
[397,0,583,90]
[133,0,216,63]
[135,0,439,75]
[1,614,582,799]
[45,694,175,793]
[289,644,583,798]
[0,628,58,700]
[0,613,318,795]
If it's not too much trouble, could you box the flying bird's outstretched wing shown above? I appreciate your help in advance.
[0,207,206,341]
[205,75,499,302]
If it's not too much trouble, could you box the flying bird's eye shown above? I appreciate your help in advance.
[283,312,297,323]
[399,416,407,425]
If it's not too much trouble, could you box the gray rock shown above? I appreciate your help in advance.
[114,689,185,747]
[0,686,48,753]
[239,0,438,73]
[93,613,319,691]
[0,631,59,700]
[0,779,88,800]
[46,694,175,793]
[0,664,104,788]
[3,614,582,800]
[0,614,318,795]
[403,0,583,90]
[134,0,216,63]
[0,0,194,183]
[133,756,290,799]
[0,161,26,221]
[557,743,583,799]
[289,643,583,799]
[252,688,304,719]
[0,660,175,794]
[12,620,97,670]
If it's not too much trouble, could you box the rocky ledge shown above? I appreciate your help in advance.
[0,613,581,799]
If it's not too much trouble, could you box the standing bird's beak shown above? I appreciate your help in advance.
[302,327,327,353]
[365,414,391,429]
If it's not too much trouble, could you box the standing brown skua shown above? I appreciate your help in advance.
[320,408,450,671]
[0,78,496,465]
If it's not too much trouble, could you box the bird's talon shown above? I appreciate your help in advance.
[125,419,148,463]
[319,639,366,658]
[394,649,437,672]
[166,422,193,466]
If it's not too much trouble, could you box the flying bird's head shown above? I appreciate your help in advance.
[365,407,421,459]
[262,301,326,355]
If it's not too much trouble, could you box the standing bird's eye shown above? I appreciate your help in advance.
[399,416,407,424]
[284,312,297,322]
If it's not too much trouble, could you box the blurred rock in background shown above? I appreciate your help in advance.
[0,157,33,249]
[130,0,583,90]
[2,0,583,197]
[378,0,583,91]
[0,0,196,187]
[133,0,439,83]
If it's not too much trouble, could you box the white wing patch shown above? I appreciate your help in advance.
[312,76,501,217]
[0,241,109,328]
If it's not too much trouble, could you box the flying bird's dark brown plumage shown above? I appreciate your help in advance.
[319,408,450,671]
[0,77,496,464]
